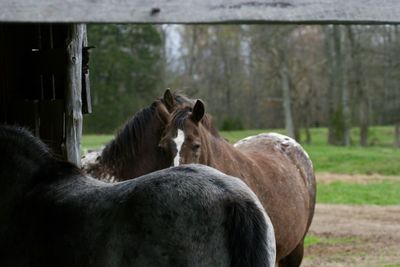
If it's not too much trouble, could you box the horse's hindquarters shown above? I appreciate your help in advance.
[234,133,316,261]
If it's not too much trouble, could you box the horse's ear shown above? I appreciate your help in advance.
[163,89,175,112]
[156,102,170,125]
[191,100,205,123]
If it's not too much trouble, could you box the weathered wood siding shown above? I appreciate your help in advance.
[1,0,400,24]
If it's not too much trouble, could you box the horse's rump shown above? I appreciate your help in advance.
[234,133,315,188]
[234,132,316,230]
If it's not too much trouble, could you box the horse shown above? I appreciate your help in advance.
[82,89,194,182]
[0,125,276,267]
[159,99,316,267]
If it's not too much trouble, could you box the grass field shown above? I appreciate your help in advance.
[82,126,400,205]
[317,181,400,205]
[221,127,400,176]
[304,235,359,249]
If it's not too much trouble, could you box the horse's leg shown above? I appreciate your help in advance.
[278,241,304,267]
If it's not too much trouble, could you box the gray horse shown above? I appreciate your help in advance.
[0,125,276,267]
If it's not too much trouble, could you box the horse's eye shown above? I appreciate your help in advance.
[192,143,200,151]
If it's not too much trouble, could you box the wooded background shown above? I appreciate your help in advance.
[84,24,400,147]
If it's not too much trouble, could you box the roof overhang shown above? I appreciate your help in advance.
[1,0,400,24]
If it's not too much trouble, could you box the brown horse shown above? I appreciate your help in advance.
[83,90,193,182]
[1,124,276,267]
[159,100,316,267]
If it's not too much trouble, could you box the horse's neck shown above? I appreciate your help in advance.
[102,119,163,180]
[1,155,41,187]
[201,129,251,176]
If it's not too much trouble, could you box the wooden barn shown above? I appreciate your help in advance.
[0,0,399,166]
[0,24,89,165]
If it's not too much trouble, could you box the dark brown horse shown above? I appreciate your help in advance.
[0,125,276,267]
[83,90,193,181]
[159,100,316,267]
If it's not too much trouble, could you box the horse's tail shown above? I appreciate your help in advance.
[226,198,276,267]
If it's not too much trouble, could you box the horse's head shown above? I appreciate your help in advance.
[95,89,196,180]
[150,89,199,168]
[98,97,172,179]
[159,99,212,166]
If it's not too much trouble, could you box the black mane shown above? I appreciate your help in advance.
[100,91,196,167]
[100,101,159,167]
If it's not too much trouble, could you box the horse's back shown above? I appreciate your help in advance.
[40,165,275,267]
[234,132,315,197]
[1,146,276,266]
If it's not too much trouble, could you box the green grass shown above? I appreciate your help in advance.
[317,181,400,205]
[305,145,400,175]
[82,134,113,152]
[220,126,397,147]
[304,235,359,249]
[220,126,400,176]
[304,235,321,248]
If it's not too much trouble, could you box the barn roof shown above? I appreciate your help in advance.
[1,0,400,24]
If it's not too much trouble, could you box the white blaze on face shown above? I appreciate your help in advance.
[173,129,185,166]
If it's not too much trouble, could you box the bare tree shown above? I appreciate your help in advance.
[164,24,400,144]
[326,25,351,146]
[348,26,369,146]
[340,26,352,147]
[280,50,295,139]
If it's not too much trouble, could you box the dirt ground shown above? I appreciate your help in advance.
[303,173,400,267]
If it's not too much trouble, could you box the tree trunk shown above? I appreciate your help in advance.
[348,26,369,147]
[395,122,400,148]
[359,96,369,146]
[304,98,312,144]
[340,26,351,147]
[280,57,295,139]
[326,25,347,146]
[305,126,311,144]
[216,27,233,116]
[325,26,336,145]
[327,25,351,146]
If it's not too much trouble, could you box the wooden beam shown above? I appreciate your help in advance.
[1,0,400,24]
[65,24,84,166]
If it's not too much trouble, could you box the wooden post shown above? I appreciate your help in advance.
[65,24,85,166]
